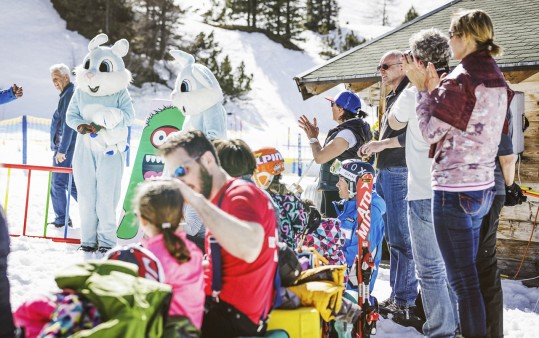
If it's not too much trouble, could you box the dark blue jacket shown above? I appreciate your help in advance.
[50,83,76,153]
[0,87,17,105]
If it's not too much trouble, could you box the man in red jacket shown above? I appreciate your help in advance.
[158,130,278,338]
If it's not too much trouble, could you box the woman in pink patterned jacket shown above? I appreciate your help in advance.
[404,9,512,338]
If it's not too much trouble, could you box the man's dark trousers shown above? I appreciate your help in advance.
[476,195,504,338]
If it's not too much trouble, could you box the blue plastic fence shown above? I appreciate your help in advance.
[0,115,144,166]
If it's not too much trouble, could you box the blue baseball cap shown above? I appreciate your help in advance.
[325,91,361,114]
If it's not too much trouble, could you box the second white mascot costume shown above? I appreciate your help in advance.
[170,50,227,140]
[66,33,135,256]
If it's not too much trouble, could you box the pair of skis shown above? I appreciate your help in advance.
[353,162,379,338]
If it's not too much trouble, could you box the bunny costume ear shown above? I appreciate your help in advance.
[192,65,214,89]
[112,39,129,57]
[88,33,109,51]
[170,50,195,69]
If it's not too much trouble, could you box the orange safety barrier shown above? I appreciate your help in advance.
[1,163,80,244]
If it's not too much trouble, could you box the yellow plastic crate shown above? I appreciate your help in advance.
[267,307,321,338]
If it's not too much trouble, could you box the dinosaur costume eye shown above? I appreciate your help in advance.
[180,80,190,92]
[150,126,179,148]
[99,59,113,72]
[84,60,90,69]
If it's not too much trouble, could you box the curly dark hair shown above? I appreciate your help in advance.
[409,28,450,69]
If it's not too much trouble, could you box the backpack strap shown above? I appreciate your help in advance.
[209,235,222,302]
[209,179,236,302]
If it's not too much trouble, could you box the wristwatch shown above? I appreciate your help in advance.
[309,138,318,144]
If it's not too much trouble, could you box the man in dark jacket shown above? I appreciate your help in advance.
[49,64,77,227]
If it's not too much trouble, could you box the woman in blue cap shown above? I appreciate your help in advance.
[298,90,371,217]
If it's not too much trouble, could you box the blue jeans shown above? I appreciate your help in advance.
[433,189,495,338]
[51,150,78,224]
[408,199,457,337]
[376,167,418,306]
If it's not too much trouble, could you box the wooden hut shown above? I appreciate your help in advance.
[293,0,539,285]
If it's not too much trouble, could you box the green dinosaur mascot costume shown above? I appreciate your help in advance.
[117,105,185,239]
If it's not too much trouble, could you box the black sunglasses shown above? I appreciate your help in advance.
[173,155,201,177]
[376,62,402,71]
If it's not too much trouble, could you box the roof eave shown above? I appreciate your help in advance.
[498,61,539,72]
[294,73,381,100]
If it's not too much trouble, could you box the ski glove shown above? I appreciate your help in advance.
[505,183,527,206]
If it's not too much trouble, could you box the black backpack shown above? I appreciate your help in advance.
[277,242,301,287]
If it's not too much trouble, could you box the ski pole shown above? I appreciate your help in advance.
[291,159,315,194]
[297,159,315,185]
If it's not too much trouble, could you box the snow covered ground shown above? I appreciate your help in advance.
[1,0,538,337]
[4,157,539,337]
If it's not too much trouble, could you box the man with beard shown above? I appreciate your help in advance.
[158,130,278,338]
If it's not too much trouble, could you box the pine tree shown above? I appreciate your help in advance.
[247,0,259,27]
[129,0,185,85]
[403,6,419,24]
[342,30,364,51]
[322,0,339,32]
[304,0,338,34]
[263,0,283,36]
[225,0,259,28]
[319,28,365,60]
[51,0,135,44]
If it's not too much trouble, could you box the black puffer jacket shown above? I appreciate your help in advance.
[317,118,371,191]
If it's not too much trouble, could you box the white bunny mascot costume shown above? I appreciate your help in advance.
[66,33,135,255]
[170,50,227,140]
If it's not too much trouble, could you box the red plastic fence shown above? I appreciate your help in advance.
[1,163,80,244]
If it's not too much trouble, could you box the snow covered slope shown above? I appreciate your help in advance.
[1,0,448,152]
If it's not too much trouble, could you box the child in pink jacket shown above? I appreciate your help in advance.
[134,179,205,329]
